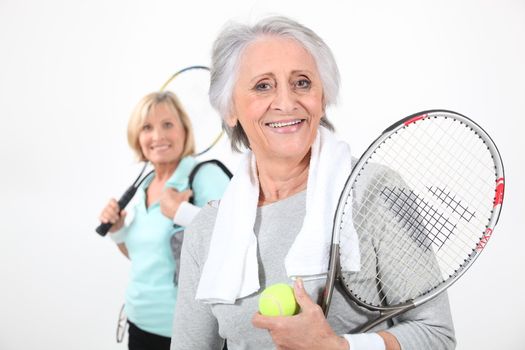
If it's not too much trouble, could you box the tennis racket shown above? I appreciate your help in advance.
[321,109,505,332]
[95,162,153,236]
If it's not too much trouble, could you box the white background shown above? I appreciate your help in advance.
[1,0,524,349]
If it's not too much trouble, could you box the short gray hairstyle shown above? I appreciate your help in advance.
[209,16,340,152]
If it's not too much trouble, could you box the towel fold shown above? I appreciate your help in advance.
[196,127,360,304]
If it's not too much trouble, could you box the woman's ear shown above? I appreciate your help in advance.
[225,114,238,128]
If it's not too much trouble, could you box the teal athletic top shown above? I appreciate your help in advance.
[121,156,230,337]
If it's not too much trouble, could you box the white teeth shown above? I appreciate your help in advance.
[268,120,302,128]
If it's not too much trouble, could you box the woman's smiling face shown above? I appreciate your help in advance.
[229,36,324,161]
[138,103,186,167]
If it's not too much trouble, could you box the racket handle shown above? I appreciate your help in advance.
[95,222,114,237]
[95,186,138,237]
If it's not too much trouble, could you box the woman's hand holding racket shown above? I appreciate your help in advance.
[95,162,152,236]
[98,198,127,234]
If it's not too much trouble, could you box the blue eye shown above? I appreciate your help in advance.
[295,79,311,89]
[163,121,173,128]
[255,81,272,91]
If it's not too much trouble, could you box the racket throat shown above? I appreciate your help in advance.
[356,304,416,333]
[321,244,340,315]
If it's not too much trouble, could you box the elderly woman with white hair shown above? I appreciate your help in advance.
[171,16,456,350]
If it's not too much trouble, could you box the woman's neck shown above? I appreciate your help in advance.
[153,160,179,182]
[256,152,310,206]
[145,160,179,208]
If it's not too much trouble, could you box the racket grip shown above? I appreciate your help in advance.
[95,222,113,236]
[95,186,138,237]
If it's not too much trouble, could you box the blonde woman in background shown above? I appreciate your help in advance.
[99,91,230,350]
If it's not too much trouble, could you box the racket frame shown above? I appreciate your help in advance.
[159,65,224,157]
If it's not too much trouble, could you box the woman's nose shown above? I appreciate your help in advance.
[152,127,164,140]
[271,85,297,113]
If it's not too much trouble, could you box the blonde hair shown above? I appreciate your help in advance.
[127,91,196,161]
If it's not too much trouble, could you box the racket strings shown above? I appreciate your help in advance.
[378,193,444,304]
[344,194,442,306]
[338,114,499,308]
[396,120,492,249]
[426,186,476,223]
[389,118,493,236]
[380,187,456,251]
[160,66,224,157]
[342,173,440,303]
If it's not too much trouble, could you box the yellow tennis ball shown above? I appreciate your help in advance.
[258,283,299,316]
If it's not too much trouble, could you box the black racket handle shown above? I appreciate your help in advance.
[95,186,138,237]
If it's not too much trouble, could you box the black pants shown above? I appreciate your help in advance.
[128,321,171,350]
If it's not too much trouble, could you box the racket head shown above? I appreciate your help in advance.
[334,110,504,311]
[160,66,224,157]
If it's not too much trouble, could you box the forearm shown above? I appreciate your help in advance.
[116,243,129,258]
[385,293,456,350]
[109,226,129,258]
[378,331,400,350]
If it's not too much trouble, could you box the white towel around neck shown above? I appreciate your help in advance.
[195,127,360,304]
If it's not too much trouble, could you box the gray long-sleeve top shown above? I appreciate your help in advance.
[171,190,456,350]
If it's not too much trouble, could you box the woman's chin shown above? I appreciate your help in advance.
[147,155,181,167]
[262,144,311,162]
